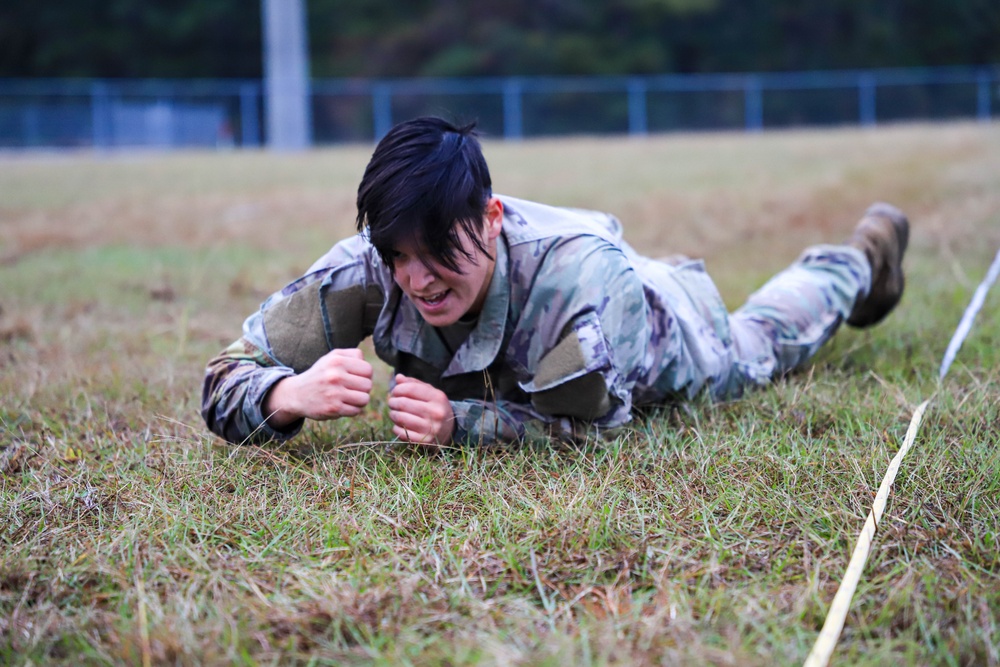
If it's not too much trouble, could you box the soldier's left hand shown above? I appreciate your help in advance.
[388,374,455,448]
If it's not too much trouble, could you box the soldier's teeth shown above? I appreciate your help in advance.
[423,292,446,304]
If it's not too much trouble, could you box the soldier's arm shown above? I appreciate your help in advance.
[202,336,301,445]
[449,390,632,445]
[201,239,384,445]
[451,240,647,445]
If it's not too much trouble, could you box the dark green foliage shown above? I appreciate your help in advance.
[0,0,262,78]
[2,0,999,79]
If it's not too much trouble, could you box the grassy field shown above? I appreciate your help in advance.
[2,122,999,666]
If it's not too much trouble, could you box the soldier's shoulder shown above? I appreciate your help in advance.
[498,195,623,247]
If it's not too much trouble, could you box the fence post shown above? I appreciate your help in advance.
[372,82,393,142]
[977,69,992,122]
[262,0,311,149]
[91,80,111,149]
[240,82,261,147]
[628,77,648,136]
[744,76,763,132]
[503,78,523,140]
[858,72,876,127]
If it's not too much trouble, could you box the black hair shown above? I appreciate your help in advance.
[356,116,493,274]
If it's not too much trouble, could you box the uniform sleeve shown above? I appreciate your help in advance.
[449,392,630,446]
[201,236,384,445]
[201,337,302,445]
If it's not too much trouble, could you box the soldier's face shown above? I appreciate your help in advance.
[392,197,504,328]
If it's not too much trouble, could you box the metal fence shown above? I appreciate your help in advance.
[1,65,996,149]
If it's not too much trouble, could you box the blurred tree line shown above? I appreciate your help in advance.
[2,0,997,79]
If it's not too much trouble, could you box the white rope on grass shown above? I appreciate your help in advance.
[804,245,1000,667]
[939,247,1000,380]
[802,399,931,667]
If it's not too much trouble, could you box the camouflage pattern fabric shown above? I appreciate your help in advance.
[202,196,870,445]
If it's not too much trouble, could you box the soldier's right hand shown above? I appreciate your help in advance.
[263,348,374,427]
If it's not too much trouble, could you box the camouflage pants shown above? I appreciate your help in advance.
[630,243,870,402]
[724,244,870,397]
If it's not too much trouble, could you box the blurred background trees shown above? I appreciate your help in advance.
[2,0,998,79]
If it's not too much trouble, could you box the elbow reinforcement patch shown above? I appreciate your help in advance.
[530,331,611,420]
[263,280,383,373]
[263,280,329,373]
[532,371,610,420]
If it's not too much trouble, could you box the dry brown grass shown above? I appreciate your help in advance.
[2,121,1000,666]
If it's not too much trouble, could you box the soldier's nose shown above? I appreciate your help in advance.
[409,264,436,290]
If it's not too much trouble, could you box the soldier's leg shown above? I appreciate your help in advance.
[727,244,869,388]
[725,203,908,391]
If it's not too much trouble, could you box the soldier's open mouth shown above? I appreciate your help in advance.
[418,290,449,307]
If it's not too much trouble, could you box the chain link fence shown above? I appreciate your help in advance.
[1,66,996,149]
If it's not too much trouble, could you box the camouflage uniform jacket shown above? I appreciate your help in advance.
[202,195,736,445]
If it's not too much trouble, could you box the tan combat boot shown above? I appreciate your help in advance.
[846,202,910,328]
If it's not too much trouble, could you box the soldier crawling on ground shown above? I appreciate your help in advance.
[201,116,909,447]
